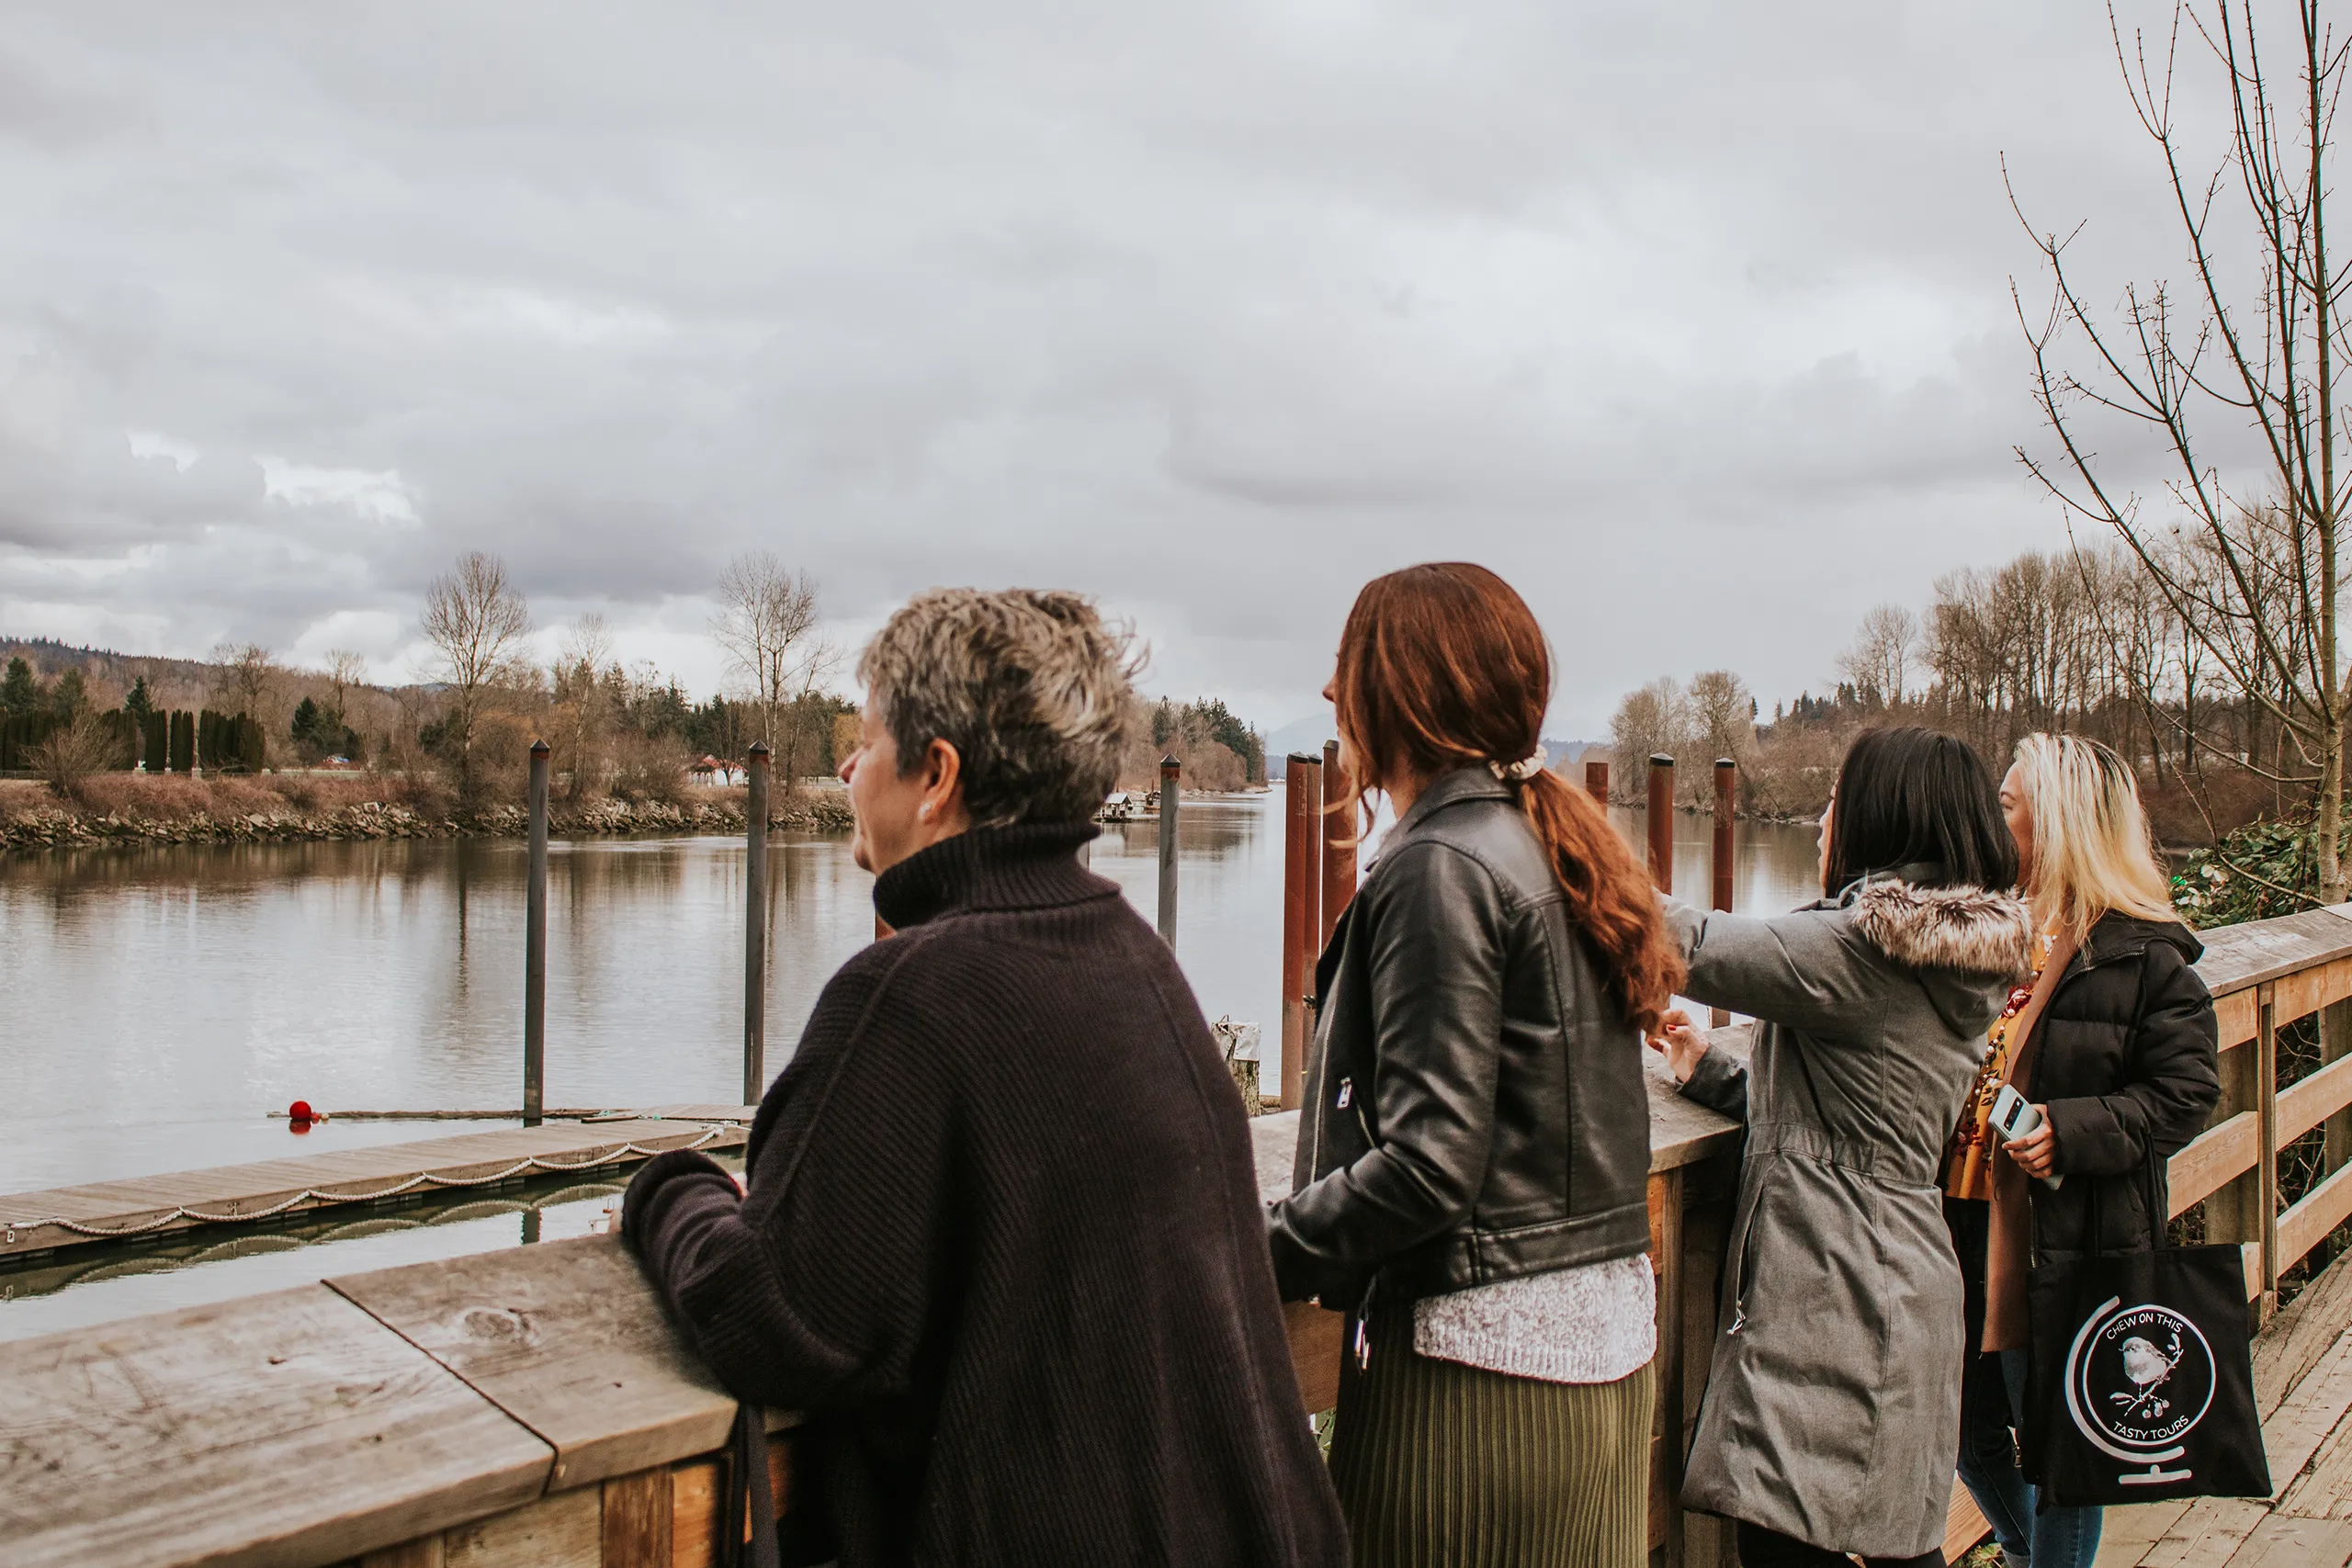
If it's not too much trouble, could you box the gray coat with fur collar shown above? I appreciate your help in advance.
[1669,872,2032,1560]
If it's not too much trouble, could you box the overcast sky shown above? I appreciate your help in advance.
[0,3,2235,734]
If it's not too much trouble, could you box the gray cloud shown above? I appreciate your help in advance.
[0,1,2245,728]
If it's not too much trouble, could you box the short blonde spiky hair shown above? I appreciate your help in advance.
[858,588,1139,829]
[2012,732,2177,940]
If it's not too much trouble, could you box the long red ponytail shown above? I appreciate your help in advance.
[1332,562,1682,1033]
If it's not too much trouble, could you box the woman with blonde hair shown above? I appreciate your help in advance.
[1943,733,2220,1568]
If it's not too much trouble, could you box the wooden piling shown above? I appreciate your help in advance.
[1157,755,1182,946]
[525,739,549,1128]
[744,743,769,1107]
[1585,758,1609,802]
[1646,753,1674,892]
[1282,755,1321,1111]
[1712,758,1735,1027]
[1320,739,1354,948]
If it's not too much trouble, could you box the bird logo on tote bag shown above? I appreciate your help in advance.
[2063,1295,2218,1485]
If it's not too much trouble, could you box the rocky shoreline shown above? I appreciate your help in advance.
[0,793,855,853]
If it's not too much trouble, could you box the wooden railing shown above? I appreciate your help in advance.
[6,905,2352,1568]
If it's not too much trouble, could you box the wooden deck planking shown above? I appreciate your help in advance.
[0,1118,747,1258]
[327,1235,748,1495]
[0,1282,553,1568]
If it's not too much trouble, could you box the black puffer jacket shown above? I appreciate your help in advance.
[2029,913,2221,1257]
[1267,768,1651,1309]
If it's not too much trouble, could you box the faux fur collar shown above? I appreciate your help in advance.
[1849,880,2035,980]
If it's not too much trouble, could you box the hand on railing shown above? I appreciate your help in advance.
[1647,1009,1710,1085]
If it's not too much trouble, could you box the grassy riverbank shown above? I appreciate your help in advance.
[0,773,853,853]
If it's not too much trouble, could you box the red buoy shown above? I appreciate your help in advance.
[288,1100,315,1122]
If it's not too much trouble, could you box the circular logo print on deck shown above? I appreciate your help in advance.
[2068,1299,2215,1450]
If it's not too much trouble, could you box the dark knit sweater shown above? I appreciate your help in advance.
[622,822,1348,1568]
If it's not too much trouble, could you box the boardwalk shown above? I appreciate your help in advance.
[0,1112,751,1259]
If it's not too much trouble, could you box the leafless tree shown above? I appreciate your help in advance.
[1609,677,1688,801]
[418,551,533,803]
[711,553,836,773]
[323,649,369,734]
[552,613,615,801]
[208,642,282,724]
[2011,0,2352,897]
[1686,672,1753,742]
[1838,605,1920,707]
[28,710,126,804]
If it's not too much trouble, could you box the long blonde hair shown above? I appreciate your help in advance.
[2011,733,2176,941]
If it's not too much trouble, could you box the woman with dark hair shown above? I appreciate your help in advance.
[1268,562,1683,1568]
[1649,727,2032,1568]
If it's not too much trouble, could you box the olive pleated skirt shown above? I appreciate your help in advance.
[1327,1304,1654,1568]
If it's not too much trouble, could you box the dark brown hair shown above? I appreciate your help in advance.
[1332,562,1684,1033]
[1821,726,2017,896]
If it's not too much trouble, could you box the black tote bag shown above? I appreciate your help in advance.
[2018,1153,2269,1506]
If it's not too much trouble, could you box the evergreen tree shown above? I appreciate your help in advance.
[124,675,153,724]
[49,669,85,717]
[290,695,322,749]
[1,657,38,716]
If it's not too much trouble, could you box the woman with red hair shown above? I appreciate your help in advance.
[1268,563,1681,1568]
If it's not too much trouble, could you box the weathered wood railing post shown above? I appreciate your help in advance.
[2258,984,2280,1318]
[2328,995,2352,1271]
[1646,753,1674,892]
[1586,758,1609,802]
[1157,755,1182,946]
[2209,976,2273,1321]
[744,742,770,1107]
[1711,759,1735,1028]
[525,739,549,1128]
[1281,753,1321,1111]
[1320,739,1354,947]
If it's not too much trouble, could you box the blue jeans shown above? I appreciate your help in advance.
[1956,1347,2102,1568]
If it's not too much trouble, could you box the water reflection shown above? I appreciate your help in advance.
[0,794,1835,1338]
[0,797,1826,1201]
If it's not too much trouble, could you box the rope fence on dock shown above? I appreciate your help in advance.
[0,1127,726,1244]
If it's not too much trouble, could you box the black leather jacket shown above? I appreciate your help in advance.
[1267,768,1653,1308]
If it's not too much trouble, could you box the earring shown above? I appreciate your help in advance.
[919,804,933,820]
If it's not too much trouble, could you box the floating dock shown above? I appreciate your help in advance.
[0,1109,757,1260]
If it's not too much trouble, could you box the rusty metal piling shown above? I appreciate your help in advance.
[1282,753,1322,1111]
[1320,739,1354,948]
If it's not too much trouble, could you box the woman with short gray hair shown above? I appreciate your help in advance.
[625,587,1348,1568]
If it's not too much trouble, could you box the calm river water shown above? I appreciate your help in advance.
[0,794,1823,1338]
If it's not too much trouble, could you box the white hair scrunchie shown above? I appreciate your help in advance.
[1488,746,1549,782]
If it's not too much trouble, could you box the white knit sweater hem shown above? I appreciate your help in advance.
[1411,1253,1657,1385]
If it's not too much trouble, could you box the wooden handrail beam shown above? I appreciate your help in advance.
[2169,1111,2261,1216]
[2281,1053,2352,1151]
